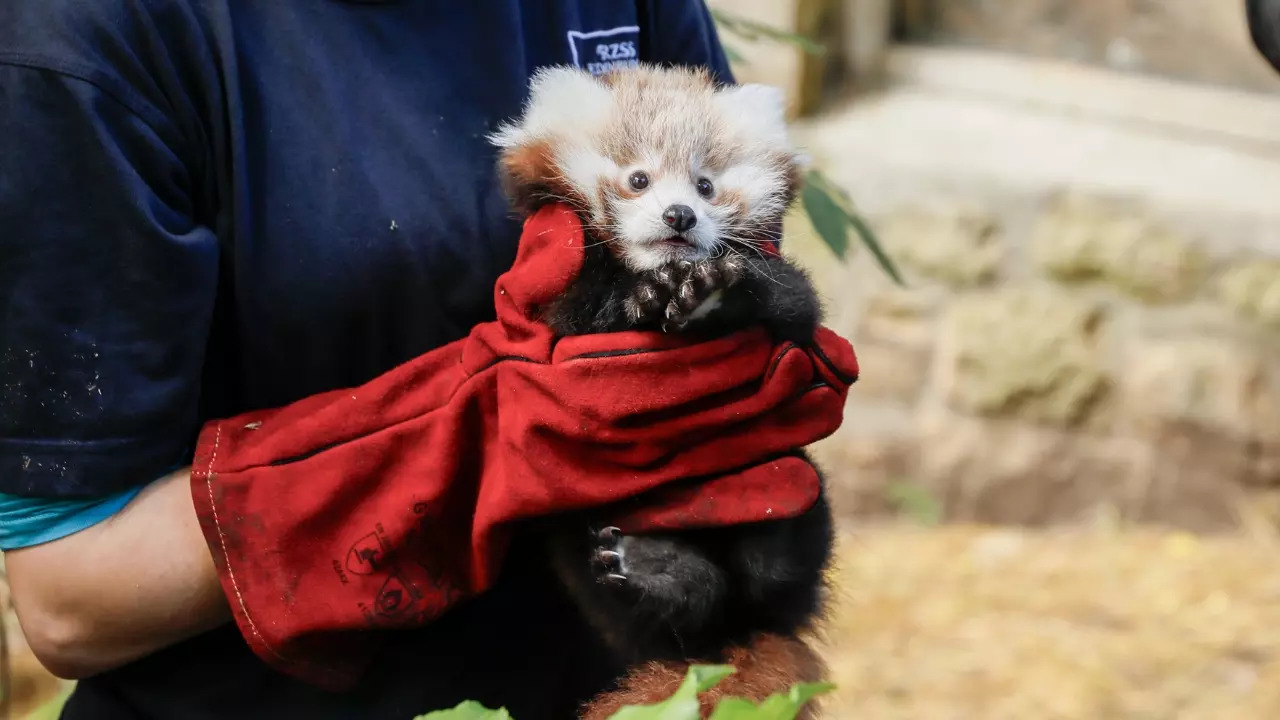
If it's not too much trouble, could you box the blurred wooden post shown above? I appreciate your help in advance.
[807,0,897,112]
[832,0,896,94]
[893,0,934,39]
[795,0,834,116]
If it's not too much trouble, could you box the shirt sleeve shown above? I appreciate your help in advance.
[637,0,737,84]
[0,487,143,550]
[0,61,219,501]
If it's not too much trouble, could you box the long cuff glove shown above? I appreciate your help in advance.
[189,203,859,690]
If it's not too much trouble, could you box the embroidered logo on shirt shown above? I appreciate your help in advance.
[567,25,641,75]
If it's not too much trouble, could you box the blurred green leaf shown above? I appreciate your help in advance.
[721,41,748,65]
[885,480,942,526]
[806,170,905,285]
[844,205,904,286]
[607,664,734,720]
[23,684,75,720]
[403,665,831,720]
[707,681,835,720]
[709,9,826,55]
[414,701,513,720]
[801,179,850,260]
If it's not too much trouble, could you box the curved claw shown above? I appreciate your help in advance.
[596,549,622,570]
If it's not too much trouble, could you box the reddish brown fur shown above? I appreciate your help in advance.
[714,188,747,218]
[497,137,588,215]
[780,153,807,206]
[576,634,829,720]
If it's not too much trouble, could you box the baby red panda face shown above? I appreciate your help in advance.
[491,64,807,272]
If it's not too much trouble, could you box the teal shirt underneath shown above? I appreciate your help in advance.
[0,485,144,550]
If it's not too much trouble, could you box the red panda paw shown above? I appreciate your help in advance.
[623,257,743,332]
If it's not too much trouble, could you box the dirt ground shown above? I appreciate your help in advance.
[6,520,1280,718]
[815,521,1280,720]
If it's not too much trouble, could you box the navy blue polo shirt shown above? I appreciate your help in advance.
[0,0,733,716]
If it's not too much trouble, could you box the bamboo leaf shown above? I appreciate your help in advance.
[414,701,513,720]
[844,207,904,286]
[606,665,734,720]
[23,685,76,720]
[709,9,825,55]
[805,170,906,285]
[721,41,748,66]
[706,681,835,719]
[885,480,943,526]
[801,181,850,260]
[403,665,833,720]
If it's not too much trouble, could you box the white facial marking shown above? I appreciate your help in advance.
[717,166,778,211]
[559,146,618,204]
[611,171,724,271]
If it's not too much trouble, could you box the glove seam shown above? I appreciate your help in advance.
[807,338,858,385]
[565,348,659,360]
[201,421,345,684]
[460,354,537,379]
[203,423,272,655]
[764,342,798,382]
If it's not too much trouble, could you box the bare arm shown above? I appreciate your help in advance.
[4,468,231,679]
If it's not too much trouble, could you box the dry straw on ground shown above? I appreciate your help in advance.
[817,521,1280,720]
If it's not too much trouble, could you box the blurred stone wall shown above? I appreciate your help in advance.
[896,0,1280,95]
[795,189,1280,532]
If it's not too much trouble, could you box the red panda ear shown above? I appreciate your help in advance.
[768,149,810,210]
[497,139,560,214]
[490,66,614,216]
[713,83,791,148]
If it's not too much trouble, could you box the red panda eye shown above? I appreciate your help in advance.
[696,178,714,197]
[628,171,650,191]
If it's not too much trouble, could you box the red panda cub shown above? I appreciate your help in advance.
[489,64,835,717]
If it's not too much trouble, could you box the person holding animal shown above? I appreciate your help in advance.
[0,2,857,719]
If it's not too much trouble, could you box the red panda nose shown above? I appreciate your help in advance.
[662,204,697,233]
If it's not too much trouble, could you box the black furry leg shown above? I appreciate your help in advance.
[703,254,822,345]
[547,464,833,664]
[550,524,731,661]
[719,463,834,637]
[591,527,728,637]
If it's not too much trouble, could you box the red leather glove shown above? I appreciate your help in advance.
[189,202,858,690]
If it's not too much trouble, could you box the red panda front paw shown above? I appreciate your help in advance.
[593,526,627,586]
[589,528,730,636]
[625,258,744,332]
